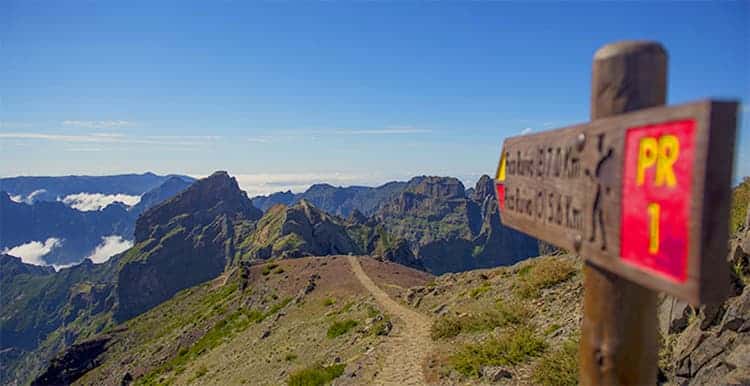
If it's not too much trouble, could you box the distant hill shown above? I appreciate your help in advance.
[0,175,194,266]
[0,172,194,203]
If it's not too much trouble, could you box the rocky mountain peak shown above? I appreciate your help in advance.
[134,171,261,241]
[405,176,466,200]
[471,175,495,203]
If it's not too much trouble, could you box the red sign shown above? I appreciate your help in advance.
[620,119,696,283]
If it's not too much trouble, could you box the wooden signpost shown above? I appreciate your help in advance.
[494,41,739,385]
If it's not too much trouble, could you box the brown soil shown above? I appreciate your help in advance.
[347,255,433,385]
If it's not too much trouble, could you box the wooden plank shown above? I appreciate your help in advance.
[495,100,738,304]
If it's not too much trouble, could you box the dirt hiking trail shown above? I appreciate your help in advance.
[347,256,433,385]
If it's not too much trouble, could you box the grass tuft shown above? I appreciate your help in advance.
[531,337,578,386]
[287,363,346,386]
[431,300,529,340]
[515,258,576,299]
[449,327,546,377]
[326,319,358,339]
[285,353,298,362]
[262,263,280,276]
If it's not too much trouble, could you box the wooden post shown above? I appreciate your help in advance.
[580,41,667,385]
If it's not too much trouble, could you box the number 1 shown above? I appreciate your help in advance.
[647,203,660,254]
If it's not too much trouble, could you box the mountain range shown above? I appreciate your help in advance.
[1,173,748,385]
[0,174,195,266]
[0,170,538,383]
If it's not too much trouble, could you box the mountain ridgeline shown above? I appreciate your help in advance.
[0,171,538,383]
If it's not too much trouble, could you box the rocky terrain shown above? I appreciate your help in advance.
[3,174,747,385]
[37,256,432,386]
[251,181,409,217]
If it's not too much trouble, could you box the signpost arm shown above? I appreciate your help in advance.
[580,41,667,385]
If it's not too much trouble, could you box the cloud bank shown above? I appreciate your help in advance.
[85,235,133,264]
[9,189,47,204]
[61,193,141,211]
[231,172,399,196]
[2,238,62,266]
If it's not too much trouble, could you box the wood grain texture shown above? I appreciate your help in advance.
[497,100,737,303]
[581,40,664,386]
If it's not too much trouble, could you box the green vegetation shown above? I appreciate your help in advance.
[515,258,576,299]
[365,304,380,318]
[730,177,750,233]
[468,282,491,299]
[543,323,561,336]
[285,353,298,362]
[322,298,336,307]
[266,297,293,316]
[137,296,292,384]
[287,363,346,386]
[430,300,529,340]
[326,319,358,339]
[273,234,306,253]
[449,327,547,377]
[262,263,280,276]
[531,337,578,386]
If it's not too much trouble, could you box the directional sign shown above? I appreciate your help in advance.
[495,100,738,304]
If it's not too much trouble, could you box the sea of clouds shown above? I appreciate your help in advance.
[60,193,141,211]
[9,189,141,211]
[2,235,133,270]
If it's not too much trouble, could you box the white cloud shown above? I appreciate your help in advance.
[521,127,533,134]
[85,235,133,264]
[224,172,405,197]
[62,120,133,129]
[9,189,47,204]
[61,193,141,211]
[2,238,62,266]
[52,262,79,271]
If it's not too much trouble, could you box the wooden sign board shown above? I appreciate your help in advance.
[495,100,738,305]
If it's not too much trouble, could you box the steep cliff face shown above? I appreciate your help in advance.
[469,175,541,269]
[235,200,360,260]
[372,175,538,274]
[115,171,262,321]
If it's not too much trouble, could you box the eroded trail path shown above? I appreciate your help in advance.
[347,256,432,385]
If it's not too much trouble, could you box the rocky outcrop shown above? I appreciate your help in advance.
[134,171,261,242]
[115,171,263,321]
[251,181,408,217]
[236,200,360,260]
[662,288,750,385]
[372,175,538,274]
[659,205,750,385]
[31,335,112,386]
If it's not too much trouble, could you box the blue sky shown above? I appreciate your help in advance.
[1,1,747,195]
